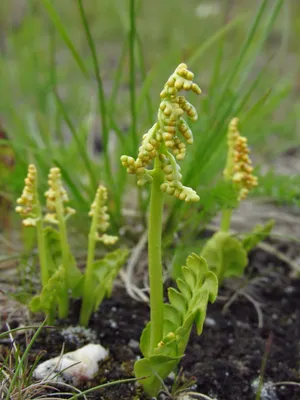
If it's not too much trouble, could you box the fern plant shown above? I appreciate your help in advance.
[16,165,128,324]
[121,64,218,396]
[200,118,273,283]
[134,253,217,396]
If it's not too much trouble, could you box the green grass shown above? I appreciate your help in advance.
[0,323,141,399]
[0,0,299,240]
[0,2,299,393]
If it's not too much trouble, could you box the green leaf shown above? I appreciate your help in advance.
[43,226,62,275]
[163,304,182,327]
[168,288,187,317]
[72,275,85,298]
[162,320,177,338]
[44,226,82,291]
[139,322,151,358]
[135,253,218,396]
[201,232,248,281]
[242,219,274,252]
[92,248,128,310]
[29,265,65,314]
[176,278,192,301]
[193,290,212,335]
[68,252,83,292]
[181,266,196,289]
[134,355,181,397]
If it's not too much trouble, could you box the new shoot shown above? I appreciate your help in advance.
[44,167,76,318]
[201,118,273,284]
[221,117,258,232]
[15,165,49,288]
[121,64,217,396]
[79,185,120,327]
[16,167,127,325]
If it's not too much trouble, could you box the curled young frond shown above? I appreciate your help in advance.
[158,63,201,160]
[44,167,76,224]
[89,185,118,245]
[15,164,40,226]
[224,118,258,200]
[159,152,199,202]
[121,63,201,203]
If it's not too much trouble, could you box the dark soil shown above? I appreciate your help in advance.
[1,248,300,400]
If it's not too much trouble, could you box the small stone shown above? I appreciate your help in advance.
[284,286,295,294]
[109,320,118,329]
[251,378,278,400]
[168,371,175,380]
[33,344,109,386]
[128,339,139,350]
[228,336,234,345]
[205,317,217,327]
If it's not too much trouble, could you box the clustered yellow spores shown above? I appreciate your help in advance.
[15,164,39,226]
[121,63,201,203]
[44,167,76,224]
[225,118,258,200]
[89,185,118,245]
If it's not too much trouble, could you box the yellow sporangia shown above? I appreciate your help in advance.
[44,167,76,224]
[224,118,258,200]
[15,164,40,227]
[89,185,118,245]
[121,63,201,203]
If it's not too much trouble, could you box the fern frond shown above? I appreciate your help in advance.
[134,254,218,396]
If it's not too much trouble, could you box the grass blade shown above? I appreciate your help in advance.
[54,91,98,191]
[40,0,89,78]
[129,0,138,153]
[76,0,115,194]
[5,320,47,400]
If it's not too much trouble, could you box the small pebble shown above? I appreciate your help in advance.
[109,320,118,329]
[128,339,139,350]
[33,344,109,385]
[251,378,278,400]
[205,317,217,327]
[284,286,295,294]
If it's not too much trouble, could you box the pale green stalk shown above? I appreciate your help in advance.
[148,157,165,350]
[220,209,232,233]
[221,151,233,232]
[35,205,49,288]
[129,0,138,152]
[55,193,70,319]
[79,202,100,327]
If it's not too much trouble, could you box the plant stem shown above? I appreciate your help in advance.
[256,333,273,400]
[35,217,55,324]
[34,180,55,323]
[129,0,146,221]
[129,0,137,153]
[80,207,99,327]
[220,208,232,232]
[148,157,165,350]
[33,177,49,295]
[35,213,48,288]
[55,196,70,319]
[219,207,232,283]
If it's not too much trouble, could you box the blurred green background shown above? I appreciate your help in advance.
[0,0,299,237]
